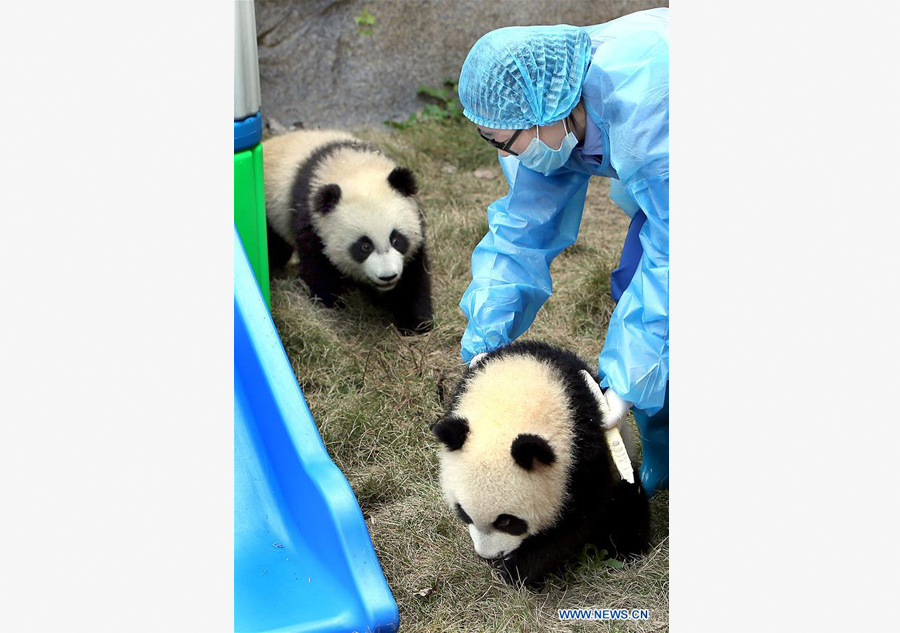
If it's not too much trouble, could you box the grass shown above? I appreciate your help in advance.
[267,118,669,632]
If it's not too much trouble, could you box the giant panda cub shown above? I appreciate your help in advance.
[432,341,651,585]
[263,129,433,334]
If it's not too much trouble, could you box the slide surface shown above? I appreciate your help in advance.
[235,228,399,633]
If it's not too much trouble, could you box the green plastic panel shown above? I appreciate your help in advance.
[234,144,270,306]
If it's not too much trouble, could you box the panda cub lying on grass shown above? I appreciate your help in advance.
[263,129,433,335]
[433,341,651,585]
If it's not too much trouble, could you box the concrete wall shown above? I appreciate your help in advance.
[255,0,667,130]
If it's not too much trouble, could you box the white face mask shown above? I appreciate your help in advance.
[517,118,577,176]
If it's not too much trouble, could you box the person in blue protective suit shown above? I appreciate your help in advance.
[457,8,669,494]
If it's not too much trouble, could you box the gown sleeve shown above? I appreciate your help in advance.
[459,155,591,362]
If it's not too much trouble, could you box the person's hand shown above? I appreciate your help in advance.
[600,388,632,430]
[469,352,488,368]
[579,370,631,429]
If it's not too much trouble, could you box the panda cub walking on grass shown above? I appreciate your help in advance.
[263,129,433,335]
[433,341,651,586]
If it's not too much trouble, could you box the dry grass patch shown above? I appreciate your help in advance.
[268,119,668,632]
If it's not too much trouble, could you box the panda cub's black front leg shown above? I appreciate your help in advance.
[299,261,346,308]
[304,278,345,308]
[493,519,595,586]
[266,223,295,272]
[388,246,434,335]
[296,223,346,308]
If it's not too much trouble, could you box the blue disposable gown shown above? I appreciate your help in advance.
[459,8,669,415]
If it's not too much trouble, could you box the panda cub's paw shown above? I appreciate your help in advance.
[491,554,525,586]
[490,548,553,588]
[390,288,433,335]
[395,316,434,336]
[307,284,344,309]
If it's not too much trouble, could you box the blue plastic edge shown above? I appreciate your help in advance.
[234,227,400,632]
[235,112,263,153]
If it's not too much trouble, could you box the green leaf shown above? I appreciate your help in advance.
[355,8,376,26]
[417,86,453,103]
[396,78,468,128]
[422,104,445,118]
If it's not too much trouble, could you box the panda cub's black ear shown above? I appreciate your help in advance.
[511,433,556,470]
[387,167,418,197]
[432,414,468,451]
[314,184,342,214]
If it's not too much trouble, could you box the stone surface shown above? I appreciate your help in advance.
[255,0,667,130]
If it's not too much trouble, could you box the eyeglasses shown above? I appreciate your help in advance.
[478,128,525,156]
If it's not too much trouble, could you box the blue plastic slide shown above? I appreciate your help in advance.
[235,228,399,633]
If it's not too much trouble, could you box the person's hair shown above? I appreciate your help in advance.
[566,100,586,139]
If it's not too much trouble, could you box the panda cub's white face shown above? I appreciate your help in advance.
[319,201,421,290]
[309,149,423,290]
[348,227,408,291]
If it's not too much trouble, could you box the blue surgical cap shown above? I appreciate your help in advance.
[458,25,593,130]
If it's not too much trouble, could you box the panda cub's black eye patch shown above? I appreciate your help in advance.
[455,503,473,525]
[493,514,527,536]
[349,236,374,262]
[390,230,409,255]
